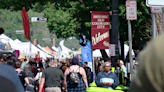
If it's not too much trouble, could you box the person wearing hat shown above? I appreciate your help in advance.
[18,55,26,71]
[95,62,119,90]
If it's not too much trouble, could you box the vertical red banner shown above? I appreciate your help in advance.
[91,11,110,50]
[21,9,31,41]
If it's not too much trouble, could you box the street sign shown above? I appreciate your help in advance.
[31,17,47,22]
[31,17,38,22]
[42,38,51,41]
[146,0,164,7]
[151,7,162,13]
[109,44,115,56]
[126,1,137,20]
[16,30,24,34]
[16,29,33,35]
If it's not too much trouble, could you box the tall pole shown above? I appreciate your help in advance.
[128,20,133,81]
[111,0,119,66]
[92,51,95,82]
[30,42,32,53]
[152,13,156,38]
[162,8,164,32]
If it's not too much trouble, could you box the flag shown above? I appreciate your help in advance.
[57,45,62,61]
[21,9,31,41]
[80,34,92,70]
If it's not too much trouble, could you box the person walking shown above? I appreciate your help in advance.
[15,61,30,90]
[0,58,6,64]
[95,62,119,90]
[83,62,91,86]
[0,63,24,92]
[23,62,35,92]
[60,60,69,73]
[64,57,88,92]
[57,60,62,68]
[98,65,104,73]
[35,67,44,92]
[128,33,164,92]
[39,60,66,92]
[119,60,127,78]
[111,59,124,85]
[18,55,26,71]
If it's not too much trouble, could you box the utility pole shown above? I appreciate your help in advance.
[111,0,119,66]
[126,0,137,81]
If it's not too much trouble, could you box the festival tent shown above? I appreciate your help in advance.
[14,39,22,43]
[44,46,57,58]
[124,44,135,58]
[51,46,58,53]
[93,44,135,58]
[93,49,110,57]
[58,40,72,57]
[52,46,68,58]
[37,44,54,57]
[17,42,51,59]
[0,34,26,53]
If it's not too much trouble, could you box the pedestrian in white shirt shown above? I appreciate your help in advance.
[120,60,127,78]
[35,68,44,92]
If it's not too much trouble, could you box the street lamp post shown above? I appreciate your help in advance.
[111,0,119,66]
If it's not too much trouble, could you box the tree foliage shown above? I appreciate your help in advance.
[0,0,59,11]
[37,0,151,50]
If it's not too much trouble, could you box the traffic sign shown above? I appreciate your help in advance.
[16,30,24,34]
[31,17,47,22]
[146,0,164,7]
[151,7,162,13]
[109,44,115,56]
[126,1,137,20]
[42,38,51,41]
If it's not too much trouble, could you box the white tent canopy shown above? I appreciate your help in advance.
[59,40,72,57]
[93,49,109,57]
[124,44,135,58]
[37,45,53,55]
[52,46,58,53]
[93,44,135,58]
[14,39,22,43]
[23,42,52,59]
[0,34,26,53]
[15,41,52,59]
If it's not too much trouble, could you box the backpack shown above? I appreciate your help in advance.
[69,66,80,84]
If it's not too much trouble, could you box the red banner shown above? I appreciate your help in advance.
[21,9,31,41]
[91,11,110,50]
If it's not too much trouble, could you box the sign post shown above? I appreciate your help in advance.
[151,7,162,38]
[146,0,164,32]
[163,8,164,32]
[126,0,137,81]
[109,44,116,56]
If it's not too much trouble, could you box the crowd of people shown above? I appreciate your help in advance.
[0,53,132,92]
